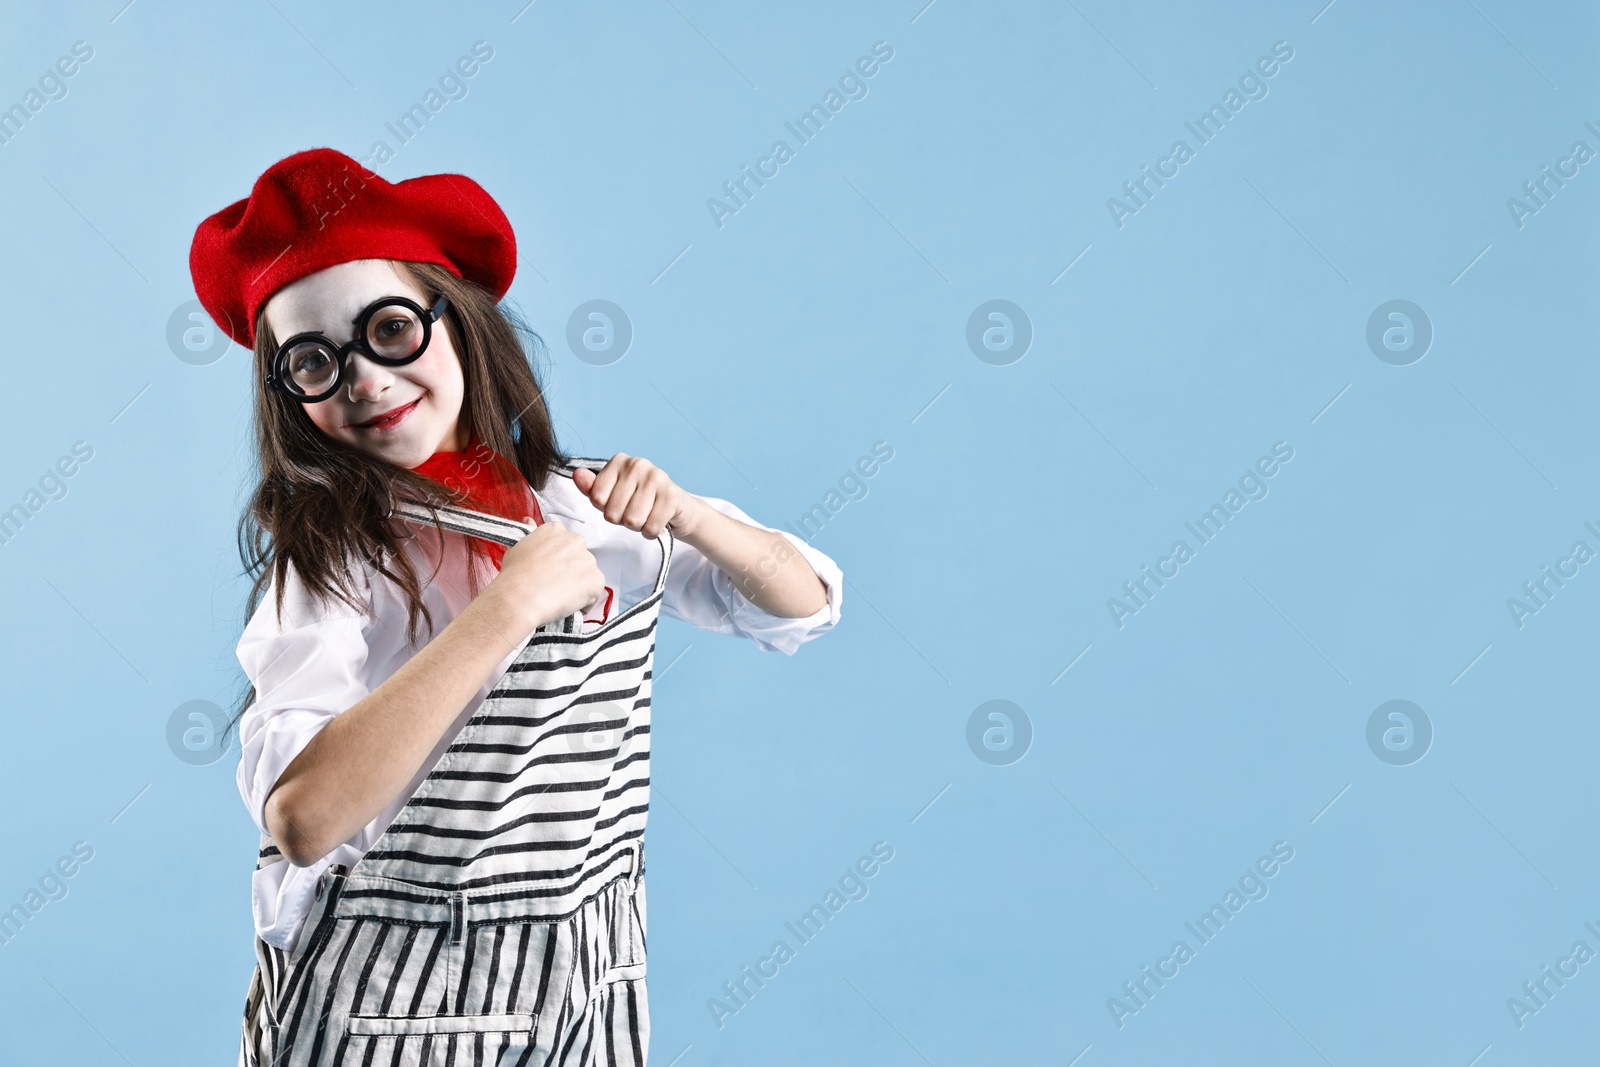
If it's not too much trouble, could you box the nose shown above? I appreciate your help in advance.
[342,349,395,404]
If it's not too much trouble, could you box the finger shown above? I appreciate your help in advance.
[603,464,643,525]
[586,454,627,511]
[610,459,657,525]
[572,467,594,493]
[602,480,631,525]
[641,495,675,539]
[621,482,656,530]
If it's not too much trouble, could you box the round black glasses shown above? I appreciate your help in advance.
[266,294,451,403]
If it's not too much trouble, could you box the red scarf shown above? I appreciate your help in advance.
[410,435,543,571]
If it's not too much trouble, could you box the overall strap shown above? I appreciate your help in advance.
[391,463,674,626]
[391,499,536,549]
[392,499,584,633]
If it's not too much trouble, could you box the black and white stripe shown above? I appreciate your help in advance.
[240,462,670,1066]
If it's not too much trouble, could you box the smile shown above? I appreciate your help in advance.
[351,398,421,431]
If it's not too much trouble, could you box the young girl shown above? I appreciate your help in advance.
[191,147,843,1067]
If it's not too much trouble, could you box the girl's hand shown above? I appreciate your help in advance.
[573,454,706,539]
[490,519,606,631]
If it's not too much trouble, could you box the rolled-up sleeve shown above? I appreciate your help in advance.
[235,563,373,838]
[660,495,843,655]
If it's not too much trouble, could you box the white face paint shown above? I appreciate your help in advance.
[263,259,469,468]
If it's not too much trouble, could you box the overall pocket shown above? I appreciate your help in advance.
[238,962,267,1067]
[334,915,555,1065]
[600,863,648,985]
[336,1012,539,1067]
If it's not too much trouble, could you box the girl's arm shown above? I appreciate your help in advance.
[671,500,827,618]
[264,520,604,868]
[574,457,827,619]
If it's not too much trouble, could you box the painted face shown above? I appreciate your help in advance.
[262,259,468,468]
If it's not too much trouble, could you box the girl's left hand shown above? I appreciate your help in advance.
[573,453,705,539]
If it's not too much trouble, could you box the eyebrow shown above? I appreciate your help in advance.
[344,294,409,326]
[292,294,410,341]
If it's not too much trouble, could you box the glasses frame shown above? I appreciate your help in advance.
[266,293,451,404]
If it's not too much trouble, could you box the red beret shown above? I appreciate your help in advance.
[188,146,517,349]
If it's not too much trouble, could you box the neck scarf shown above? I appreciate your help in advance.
[409,435,543,571]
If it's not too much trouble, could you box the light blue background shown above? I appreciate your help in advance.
[0,1,1595,1063]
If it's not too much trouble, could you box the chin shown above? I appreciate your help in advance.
[341,430,427,467]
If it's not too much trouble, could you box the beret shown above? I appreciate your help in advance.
[188,146,516,349]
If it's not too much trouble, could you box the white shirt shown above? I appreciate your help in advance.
[235,472,843,953]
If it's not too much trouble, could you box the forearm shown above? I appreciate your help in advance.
[264,590,532,867]
[673,497,828,618]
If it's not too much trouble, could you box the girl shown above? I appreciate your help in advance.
[190,147,843,1067]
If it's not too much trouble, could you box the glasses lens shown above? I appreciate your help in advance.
[282,340,340,397]
[365,302,427,362]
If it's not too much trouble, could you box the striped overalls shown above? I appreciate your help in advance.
[239,473,672,1066]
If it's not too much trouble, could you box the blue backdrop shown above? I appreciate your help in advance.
[0,1,1596,1063]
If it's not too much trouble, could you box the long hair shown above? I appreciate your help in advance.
[225,260,565,745]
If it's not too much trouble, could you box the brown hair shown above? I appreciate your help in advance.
[226,260,566,740]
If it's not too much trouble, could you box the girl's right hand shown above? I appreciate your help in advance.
[489,518,606,631]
